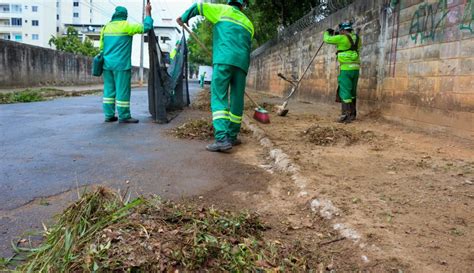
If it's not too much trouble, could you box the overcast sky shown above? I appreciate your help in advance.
[98,0,197,26]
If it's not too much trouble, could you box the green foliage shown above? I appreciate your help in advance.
[187,20,214,66]
[49,27,100,57]
[0,89,44,104]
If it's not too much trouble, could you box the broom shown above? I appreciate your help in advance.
[181,24,270,124]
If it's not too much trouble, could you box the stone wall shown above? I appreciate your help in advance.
[0,39,146,88]
[248,0,474,138]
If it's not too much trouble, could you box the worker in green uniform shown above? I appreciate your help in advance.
[177,0,253,152]
[323,22,361,123]
[199,71,207,88]
[99,4,153,123]
[170,40,181,61]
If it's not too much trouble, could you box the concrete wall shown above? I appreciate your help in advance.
[0,39,146,88]
[248,0,474,138]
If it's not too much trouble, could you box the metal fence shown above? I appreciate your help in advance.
[251,0,355,57]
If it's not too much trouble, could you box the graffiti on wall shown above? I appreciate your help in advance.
[409,0,449,44]
[460,0,473,33]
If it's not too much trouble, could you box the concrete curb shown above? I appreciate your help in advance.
[242,115,375,263]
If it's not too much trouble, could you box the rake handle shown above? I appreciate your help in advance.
[182,24,212,57]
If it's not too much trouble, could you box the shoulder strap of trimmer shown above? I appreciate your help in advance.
[336,34,360,55]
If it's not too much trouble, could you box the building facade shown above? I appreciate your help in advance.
[0,1,56,48]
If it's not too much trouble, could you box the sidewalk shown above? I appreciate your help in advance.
[244,90,474,272]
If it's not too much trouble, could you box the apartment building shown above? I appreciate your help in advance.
[0,1,56,47]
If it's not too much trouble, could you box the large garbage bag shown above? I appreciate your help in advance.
[147,29,189,123]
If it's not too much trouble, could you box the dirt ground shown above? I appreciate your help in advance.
[239,91,474,272]
[175,93,412,271]
[185,129,405,272]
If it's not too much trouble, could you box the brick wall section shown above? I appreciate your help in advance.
[0,40,146,88]
[248,0,474,137]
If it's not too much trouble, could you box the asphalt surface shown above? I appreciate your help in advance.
[0,81,262,256]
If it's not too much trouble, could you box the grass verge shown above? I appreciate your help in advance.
[0,88,100,104]
[2,187,315,272]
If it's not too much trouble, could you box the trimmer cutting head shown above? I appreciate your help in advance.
[275,105,289,117]
[275,101,289,117]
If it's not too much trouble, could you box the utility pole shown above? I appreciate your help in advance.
[139,0,146,86]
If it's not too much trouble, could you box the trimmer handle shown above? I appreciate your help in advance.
[278,73,297,86]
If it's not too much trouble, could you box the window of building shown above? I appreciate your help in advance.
[11,18,22,26]
[32,34,39,40]
[56,14,59,20]
[73,12,79,18]
[56,27,60,33]
[11,4,22,13]
[0,4,10,13]
[32,20,39,26]
[73,2,79,7]
[13,33,22,41]
[24,5,28,10]
[0,33,11,40]
[160,36,171,43]
[32,6,38,12]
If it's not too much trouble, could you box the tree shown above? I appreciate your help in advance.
[49,27,100,57]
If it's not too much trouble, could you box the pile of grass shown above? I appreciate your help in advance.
[171,118,251,141]
[172,118,214,140]
[302,124,377,146]
[4,187,315,272]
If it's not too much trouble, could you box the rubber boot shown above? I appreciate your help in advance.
[105,116,118,123]
[349,99,357,121]
[206,138,233,152]
[338,103,352,124]
[119,118,139,124]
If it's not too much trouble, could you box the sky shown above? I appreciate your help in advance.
[96,0,197,26]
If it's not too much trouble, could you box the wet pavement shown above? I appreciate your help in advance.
[0,82,254,256]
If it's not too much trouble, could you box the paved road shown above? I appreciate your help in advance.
[0,82,221,212]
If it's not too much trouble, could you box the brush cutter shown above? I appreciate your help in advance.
[181,24,270,124]
[276,42,325,117]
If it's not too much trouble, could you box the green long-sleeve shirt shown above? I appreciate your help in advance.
[100,16,153,70]
[323,31,362,71]
[181,3,254,73]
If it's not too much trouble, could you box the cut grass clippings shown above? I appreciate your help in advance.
[172,118,251,141]
[302,124,377,146]
[5,187,316,272]
[172,118,214,140]
[0,88,100,104]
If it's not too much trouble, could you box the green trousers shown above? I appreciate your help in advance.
[200,76,205,88]
[338,70,359,103]
[211,64,246,141]
[103,69,132,120]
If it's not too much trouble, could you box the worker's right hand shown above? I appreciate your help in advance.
[326,28,335,35]
[176,17,184,26]
[145,2,152,16]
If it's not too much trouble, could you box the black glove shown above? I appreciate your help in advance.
[326,28,335,35]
